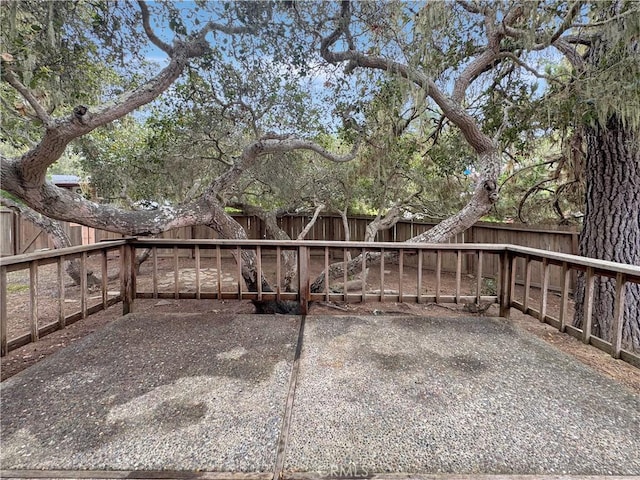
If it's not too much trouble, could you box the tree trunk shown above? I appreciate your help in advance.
[573,119,640,351]
[244,207,297,291]
[213,205,304,315]
[339,208,352,261]
[310,151,500,293]
[235,203,324,292]
[364,206,403,243]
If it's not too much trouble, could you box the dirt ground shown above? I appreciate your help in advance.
[2,254,639,396]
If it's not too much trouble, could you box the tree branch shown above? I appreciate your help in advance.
[1,58,52,125]
[553,38,585,69]
[456,0,483,15]
[501,52,565,84]
[0,159,215,235]
[548,1,582,45]
[4,0,258,187]
[297,203,325,240]
[210,136,360,196]
[9,52,195,186]
[364,205,402,242]
[137,1,173,54]
[452,48,504,104]
[319,3,495,156]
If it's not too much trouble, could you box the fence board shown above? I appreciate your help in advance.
[0,210,15,256]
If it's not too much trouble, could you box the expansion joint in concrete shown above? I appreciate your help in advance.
[273,315,307,480]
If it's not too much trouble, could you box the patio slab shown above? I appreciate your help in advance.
[0,313,300,472]
[1,314,639,477]
[284,316,640,476]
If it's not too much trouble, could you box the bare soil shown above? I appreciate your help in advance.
[3,254,639,396]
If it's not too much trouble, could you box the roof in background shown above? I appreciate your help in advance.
[50,174,81,186]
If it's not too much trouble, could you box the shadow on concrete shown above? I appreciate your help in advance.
[1,314,639,477]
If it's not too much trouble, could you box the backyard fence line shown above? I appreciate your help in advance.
[0,210,579,292]
[1,209,579,254]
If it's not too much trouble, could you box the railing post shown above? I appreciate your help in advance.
[30,260,39,342]
[80,252,88,319]
[539,258,550,323]
[475,250,483,305]
[523,255,532,314]
[1,266,7,357]
[195,245,201,300]
[57,257,66,328]
[298,245,309,315]
[435,250,442,303]
[101,250,108,309]
[611,273,626,359]
[559,262,571,333]
[455,249,462,304]
[121,242,136,315]
[499,250,512,319]
[582,267,595,345]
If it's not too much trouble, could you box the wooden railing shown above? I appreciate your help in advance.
[2,239,639,368]
[504,245,640,364]
[0,240,127,356]
[125,239,506,309]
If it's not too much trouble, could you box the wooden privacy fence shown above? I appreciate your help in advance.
[1,210,578,253]
[1,210,579,291]
[2,238,639,368]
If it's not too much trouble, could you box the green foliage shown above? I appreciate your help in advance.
[581,1,640,129]
[0,1,141,151]
[532,2,640,132]
[3,0,637,230]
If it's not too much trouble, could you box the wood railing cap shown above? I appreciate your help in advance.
[506,245,640,279]
[0,240,128,267]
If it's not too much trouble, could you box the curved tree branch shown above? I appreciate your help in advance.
[211,136,360,196]
[2,0,257,187]
[137,1,173,54]
[553,38,585,69]
[2,131,360,239]
[517,178,555,223]
[296,202,325,240]
[7,52,192,186]
[1,58,52,125]
[319,2,497,156]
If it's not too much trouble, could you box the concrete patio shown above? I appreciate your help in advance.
[1,313,639,479]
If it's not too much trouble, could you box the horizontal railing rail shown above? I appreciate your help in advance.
[0,240,129,267]
[130,238,509,250]
[2,238,638,368]
[506,245,640,280]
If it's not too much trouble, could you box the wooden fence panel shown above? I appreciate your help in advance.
[19,218,48,253]
[1,209,580,293]
[0,210,15,256]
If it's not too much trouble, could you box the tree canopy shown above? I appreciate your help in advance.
[2,0,634,226]
[1,1,639,337]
